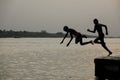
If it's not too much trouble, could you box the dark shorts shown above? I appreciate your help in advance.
[94,34,105,44]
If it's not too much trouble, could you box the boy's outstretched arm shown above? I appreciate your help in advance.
[66,33,73,47]
[60,32,68,44]
[87,26,96,33]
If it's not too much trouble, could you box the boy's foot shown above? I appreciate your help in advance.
[107,52,112,56]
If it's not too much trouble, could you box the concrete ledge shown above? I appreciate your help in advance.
[94,56,120,80]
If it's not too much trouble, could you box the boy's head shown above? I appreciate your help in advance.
[63,26,69,31]
[93,18,99,24]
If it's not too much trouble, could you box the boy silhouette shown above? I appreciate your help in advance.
[87,18,112,56]
[60,26,93,46]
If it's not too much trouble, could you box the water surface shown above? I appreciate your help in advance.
[0,38,120,80]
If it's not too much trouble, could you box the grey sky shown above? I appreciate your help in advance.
[0,0,120,36]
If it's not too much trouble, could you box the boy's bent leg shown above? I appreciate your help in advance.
[80,39,93,45]
[94,37,101,44]
[101,43,112,56]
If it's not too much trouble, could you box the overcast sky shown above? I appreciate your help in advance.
[0,0,120,36]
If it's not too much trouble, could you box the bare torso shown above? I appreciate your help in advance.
[95,24,104,36]
[68,28,81,37]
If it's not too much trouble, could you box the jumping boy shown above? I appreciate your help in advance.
[87,18,112,56]
[60,26,93,46]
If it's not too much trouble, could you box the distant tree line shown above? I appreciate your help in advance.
[0,29,65,38]
[0,29,103,38]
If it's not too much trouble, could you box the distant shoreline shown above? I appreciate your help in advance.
[0,30,119,38]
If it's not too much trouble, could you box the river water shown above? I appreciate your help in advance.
[0,38,120,80]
